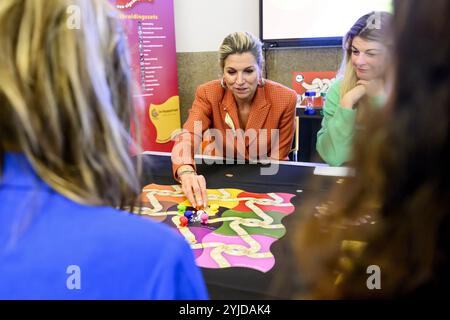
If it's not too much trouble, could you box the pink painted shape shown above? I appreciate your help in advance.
[258,192,295,214]
[195,233,277,273]
[180,227,213,259]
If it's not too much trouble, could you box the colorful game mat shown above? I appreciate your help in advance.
[135,184,296,273]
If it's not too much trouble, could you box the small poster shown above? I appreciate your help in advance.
[112,0,181,151]
[292,71,337,107]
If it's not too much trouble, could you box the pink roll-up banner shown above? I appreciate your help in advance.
[111,0,181,152]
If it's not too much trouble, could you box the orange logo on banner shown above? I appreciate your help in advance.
[116,0,153,9]
[292,71,337,107]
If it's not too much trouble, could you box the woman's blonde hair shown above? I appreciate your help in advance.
[0,0,141,208]
[338,12,393,99]
[218,31,264,74]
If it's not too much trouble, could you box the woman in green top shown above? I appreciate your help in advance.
[317,12,393,166]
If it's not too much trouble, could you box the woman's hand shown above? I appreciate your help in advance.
[178,168,208,208]
[358,79,385,98]
[341,82,367,109]
[341,79,384,109]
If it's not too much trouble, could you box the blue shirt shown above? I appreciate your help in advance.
[0,153,208,300]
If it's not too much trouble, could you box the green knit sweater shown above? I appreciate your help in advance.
[316,80,356,166]
[316,80,385,166]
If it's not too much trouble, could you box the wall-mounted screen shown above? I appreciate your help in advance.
[260,0,393,47]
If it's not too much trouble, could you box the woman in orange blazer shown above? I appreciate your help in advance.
[171,31,297,207]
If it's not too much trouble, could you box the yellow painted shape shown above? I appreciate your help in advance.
[149,96,181,143]
[178,188,243,210]
[206,188,242,208]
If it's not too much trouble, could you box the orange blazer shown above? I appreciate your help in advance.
[171,79,297,178]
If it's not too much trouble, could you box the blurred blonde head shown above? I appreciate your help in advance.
[0,0,140,207]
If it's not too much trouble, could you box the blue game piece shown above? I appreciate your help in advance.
[184,210,193,220]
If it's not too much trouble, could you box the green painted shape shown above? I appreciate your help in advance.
[214,210,287,239]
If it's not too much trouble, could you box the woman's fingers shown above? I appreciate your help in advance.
[181,174,197,207]
[356,79,369,86]
[198,175,207,207]
[180,174,208,208]
[191,178,203,208]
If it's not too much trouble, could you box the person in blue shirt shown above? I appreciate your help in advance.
[0,0,207,300]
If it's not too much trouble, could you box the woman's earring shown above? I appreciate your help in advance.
[258,78,265,87]
[220,77,226,89]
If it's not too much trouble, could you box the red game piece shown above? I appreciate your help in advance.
[179,216,188,227]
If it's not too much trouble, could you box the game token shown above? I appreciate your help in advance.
[200,213,208,225]
[179,216,188,227]
[184,210,193,220]
[195,210,205,222]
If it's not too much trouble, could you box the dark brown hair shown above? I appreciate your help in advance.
[291,0,450,298]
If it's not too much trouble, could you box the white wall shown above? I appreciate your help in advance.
[174,0,259,53]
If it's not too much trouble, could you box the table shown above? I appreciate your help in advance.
[139,152,337,299]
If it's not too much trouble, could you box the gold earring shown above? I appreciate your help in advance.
[220,77,226,89]
[258,78,265,87]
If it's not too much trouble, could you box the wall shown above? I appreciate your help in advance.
[174,0,259,53]
[173,0,342,123]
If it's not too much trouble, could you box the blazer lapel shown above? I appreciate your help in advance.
[245,87,270,146]
[220,89,240,132]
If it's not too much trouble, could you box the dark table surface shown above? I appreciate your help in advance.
[295,106,324,163]
[139,153,338,299]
